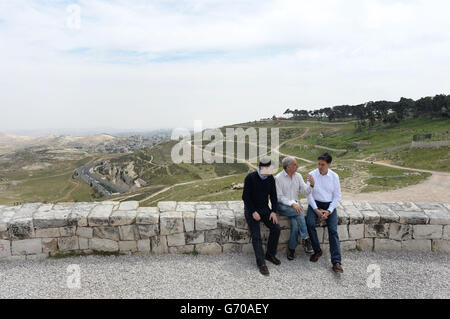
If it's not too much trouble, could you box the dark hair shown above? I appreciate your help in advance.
[317,152,332,163]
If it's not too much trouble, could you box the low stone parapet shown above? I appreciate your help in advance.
[0,200,449,261]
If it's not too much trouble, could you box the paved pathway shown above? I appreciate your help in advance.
[0,251,448,299]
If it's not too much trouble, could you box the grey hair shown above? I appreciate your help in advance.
[282,156,295,169]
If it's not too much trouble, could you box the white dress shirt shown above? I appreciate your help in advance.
[307,168,342,213]
[275,170,313,206]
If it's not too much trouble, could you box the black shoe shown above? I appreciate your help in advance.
[303,238,314,254]
[309,250,322,262]
[287,248,295,260]
[332,263,344,273]
[265,253,281,265]
[259,264,270,276]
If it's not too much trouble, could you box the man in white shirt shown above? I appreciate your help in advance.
[275,156,315,260]
[306,152,343,273]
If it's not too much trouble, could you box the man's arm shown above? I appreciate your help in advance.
[270,176,278,212]
[275,176,296,206]
[242,174,256,213]
[298,173,313,196]
[328,174,342,213]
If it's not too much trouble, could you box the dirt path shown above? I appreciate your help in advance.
[343,173,450,203]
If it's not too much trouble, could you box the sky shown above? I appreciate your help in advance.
[0,0,449,135]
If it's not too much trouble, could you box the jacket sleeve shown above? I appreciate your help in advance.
[242,174,256,213]
[270,176,278,212]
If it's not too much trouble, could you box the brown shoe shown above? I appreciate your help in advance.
[265,254,281,265]
[332,263,343,273]
[259,264,270,276]
[309,250,322,262]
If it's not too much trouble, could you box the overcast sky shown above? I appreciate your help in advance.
[1,0,449,135]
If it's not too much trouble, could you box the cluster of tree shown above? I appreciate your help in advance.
[284,94,450,127]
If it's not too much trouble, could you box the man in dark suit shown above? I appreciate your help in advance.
[242,157,281,276]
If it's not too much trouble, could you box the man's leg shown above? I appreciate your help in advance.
[260,208,281,258]
[306,205,321,254]
[244,208,265,266]
[295,214,308,240]
[277,204,300,250]
[326,209,342,265]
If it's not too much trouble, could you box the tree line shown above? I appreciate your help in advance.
[283,94,450,128]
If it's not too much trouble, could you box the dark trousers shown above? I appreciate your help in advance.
[306,200,341,264]
[244,205,281,266]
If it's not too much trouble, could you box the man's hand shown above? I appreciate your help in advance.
[292,203,303,214]
[269,212,279,224]
[319,209,331,220]
[307,174,315,187]
[252,211,261,221]
[314,208,324,219]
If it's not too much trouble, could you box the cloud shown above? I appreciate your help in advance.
[0,0,449,133]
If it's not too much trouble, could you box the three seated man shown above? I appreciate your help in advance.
[242,153,343,276]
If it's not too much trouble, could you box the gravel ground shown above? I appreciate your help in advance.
[0,251,449,299]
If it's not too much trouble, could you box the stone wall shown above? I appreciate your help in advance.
[1,200,449,261]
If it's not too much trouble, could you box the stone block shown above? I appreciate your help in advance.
[35,228,60,238]
[413,225,443,239]
[11,239,42,255]
[88,204,114,226]
[151,235,168,254]
[348,224,364,240]
[222,243,242,253]
[110,210,137,226]
[344,206,364,224]
[160,211,184,235]
[185,231,205,245]
[118,201,139,211]
[93,226,120,241]
[431,240,450,253]
[364,223,389,238]
[205,228,230,245]
[228,228,250,244]
[402,239,431,252]
[41,238,58,253]
[89,238,119,252]
[340,240,357,251]
[0,240,11,259]
[79,237,89,250]
[137,224,159,239]
[195,242,222,255]
[136,207,159,224]
[119,225,138,241]
[374,239,401,251]
[157,201,177,211]
[58,236,79,251]
[423,210,450,225]
[59,226,76,237]
[360,210,380,224]
[176,203,196,212]
[218,209,235,228]
[356,238,373,251]
[234,211,247,230]
[444,225,450,240]
[182,211,195,232]
[76,227,93,238]
[137,239,150,253]
[119,241,137,252]
[389,223,412,241]
[167,233,186,247]
[396,211,428,224]
[195,209,218,231]
[169,245,195,254]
